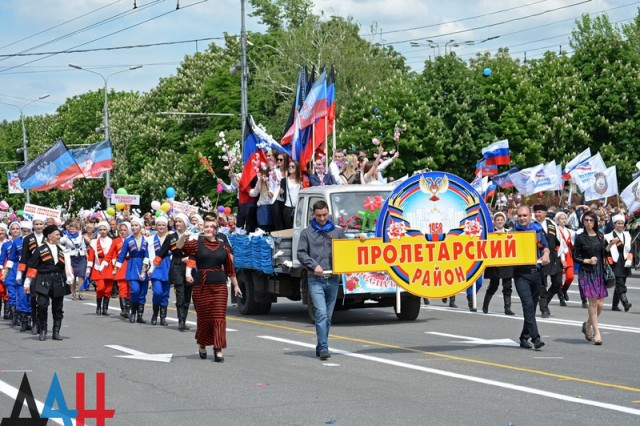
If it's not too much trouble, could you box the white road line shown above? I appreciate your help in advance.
[0,378,72,425]
[423,306,640,333]
[258,335,640,417]
[82,303,237,331]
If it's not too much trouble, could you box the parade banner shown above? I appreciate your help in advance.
[171,200,199,216]
[7,171,23,194]
[110,194,140,205]
[333,172,538,298]
[23,203,62,218]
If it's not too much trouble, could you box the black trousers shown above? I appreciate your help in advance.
[174,283,193,313]
[35,292,64,326]
[541,272,563,303]
[237,201,257,232]
[485,278,513,297]
[514,270,542,341]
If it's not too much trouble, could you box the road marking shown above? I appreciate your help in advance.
[84,303,237,331]
[423,305,640,333]
[229,315,640,394]
[105,345,173,363]
[258,335,640,416]
[0,378,71,425]
[426,332,519,347]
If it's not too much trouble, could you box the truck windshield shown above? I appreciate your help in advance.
[331,191,391,234]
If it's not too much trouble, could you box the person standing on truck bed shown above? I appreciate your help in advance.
[297,200,346,361]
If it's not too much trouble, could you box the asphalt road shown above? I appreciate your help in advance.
[0,276,639,426]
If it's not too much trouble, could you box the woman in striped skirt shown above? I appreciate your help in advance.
[176,217,242,362]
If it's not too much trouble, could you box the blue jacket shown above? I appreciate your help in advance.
[116,236,154,281]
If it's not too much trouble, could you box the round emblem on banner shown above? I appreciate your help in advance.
[375,172,493,298]
[593,172,607,195]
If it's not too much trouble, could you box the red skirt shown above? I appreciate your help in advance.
[192,284,228,348]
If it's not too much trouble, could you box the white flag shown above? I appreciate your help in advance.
[532,161,560,193]
[510,164,542,195]
[583,166,618,202]
[620,174,640,213]
[569,153,607,191]
[563,148,591,175]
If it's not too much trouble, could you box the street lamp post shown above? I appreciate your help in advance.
[68,64,142,207]
[0,94,50,203]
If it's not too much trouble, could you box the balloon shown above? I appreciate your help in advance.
[224,207,231,215]
[116,187,128,195]
[160,202,171,212]
[106,207,115,216]
[155,210,163,217]
[115,203,125,210]
[165,187,176,198]
[217,205,225,213]
[17,210,24,216]
[483,67,492,77]
[151,200,161,211]
[8,214,16,221]
[216,184,224,193]
[0,200,8,210]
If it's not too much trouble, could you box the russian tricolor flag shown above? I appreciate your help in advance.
[481,139,510,166]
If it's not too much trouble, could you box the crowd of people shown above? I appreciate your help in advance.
[0,210,241,361]
[0,145,638,358]
[216,145,399,233]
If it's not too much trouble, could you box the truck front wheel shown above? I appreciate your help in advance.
[237,270,261,315]
[394,294,421,321]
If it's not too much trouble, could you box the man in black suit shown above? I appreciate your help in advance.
[533,204,563,318]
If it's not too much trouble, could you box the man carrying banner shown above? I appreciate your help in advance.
[512,206,550,350]
[533,204,563,318]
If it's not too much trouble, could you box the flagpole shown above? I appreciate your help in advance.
[324,115,329,170]
[312,121,316,174]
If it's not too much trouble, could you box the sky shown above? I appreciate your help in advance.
[0,0,636,122]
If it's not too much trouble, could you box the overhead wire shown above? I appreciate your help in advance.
[0,0,123,51]
[0,0,166,64]
[0,0,208,74]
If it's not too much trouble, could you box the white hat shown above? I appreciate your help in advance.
[97,221,110,231]
[32,214,46,224]
[155,216,168,225]
[612,214,625,224]
[130,217,145,228]
[20,220,32,230]
[173,213,189,227]
[121,221,132,237]
[0,223,7,232]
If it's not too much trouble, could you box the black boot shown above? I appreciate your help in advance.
[11,306,19,327]
[25,314,32,331]
[159,306,168,326]
[504,295,515,316]
[0,300,6,320]
[52,319,62,341]
[119,297,129,319]
[558,290,567,306]
[612,291,621,311]
[39,325,47,341]
[151,304,159,325]
[129,303,137,323]
[19,313,28,332]
[102,297,110,316]
[448,296,458,308]
[96,297,102,315]
[179,306,190,331]
[620,293,632,312]
[423,298,430,305]
[482,294,492,314]
[562,286,570,301]
[539,297,550,318]
[136,304,146,324]
[467,294,477,312]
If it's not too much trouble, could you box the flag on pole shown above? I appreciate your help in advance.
[481,139,510,166]
[298,69,327,130]
[238,116,268,191]
[562,147,591,179]
[71,139,113,178]
[6,171,23,194]
[583,166,618,202]
[475,159,498,176]
[569,153,607,191]
[620,174,640,213]
[16,140,82,191]
[491,167,518,188]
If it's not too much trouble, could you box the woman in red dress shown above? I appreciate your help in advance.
[177,218,242,362]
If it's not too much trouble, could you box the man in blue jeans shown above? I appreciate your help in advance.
[297,200,346,360]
